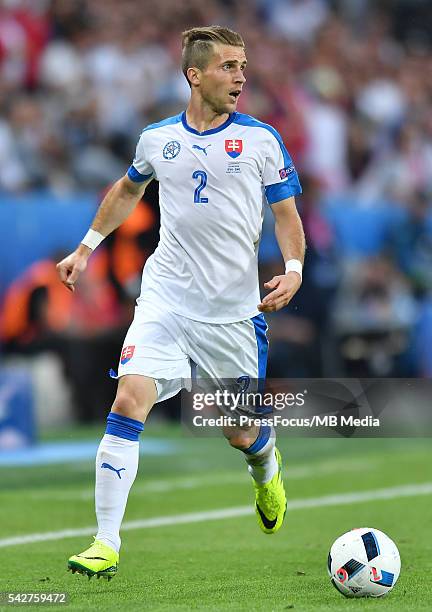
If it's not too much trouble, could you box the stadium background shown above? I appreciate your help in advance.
[0,2,431,609]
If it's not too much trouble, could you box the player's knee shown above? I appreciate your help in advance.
[223,423,259,450]
[111,389,140,419]
[111,385,147,422]
[225,431,256,451]
[111,375,157,422]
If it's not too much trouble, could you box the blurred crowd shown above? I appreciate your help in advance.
[1,0,432,420]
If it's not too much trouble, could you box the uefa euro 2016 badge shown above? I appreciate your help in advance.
[279,165,295,179]
[225,139,243,158]
[163,141,181,159]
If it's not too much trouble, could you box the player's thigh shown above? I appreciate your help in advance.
[116,300,191,410]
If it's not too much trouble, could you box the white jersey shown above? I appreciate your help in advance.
[127,111,302,323]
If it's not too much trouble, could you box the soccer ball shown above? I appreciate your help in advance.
[328,528,401,598]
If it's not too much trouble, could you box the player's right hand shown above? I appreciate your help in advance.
[56,247,91,292]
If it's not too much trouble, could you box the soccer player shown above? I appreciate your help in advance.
[57,26,304,580]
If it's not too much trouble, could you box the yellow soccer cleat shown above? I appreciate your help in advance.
[254,448,287,534]
[67,539,119,580]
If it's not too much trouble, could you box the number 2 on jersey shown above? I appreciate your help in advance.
[192,170,208,204]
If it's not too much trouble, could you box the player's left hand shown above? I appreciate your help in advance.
[258,272,302,313]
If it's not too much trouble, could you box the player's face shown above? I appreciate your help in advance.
[198,44,247,115]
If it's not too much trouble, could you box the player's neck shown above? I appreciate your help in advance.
[185,101,230,134]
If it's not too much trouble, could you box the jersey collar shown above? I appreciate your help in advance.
[181,111,237,136]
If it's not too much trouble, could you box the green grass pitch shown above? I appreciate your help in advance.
[0,425,431,611]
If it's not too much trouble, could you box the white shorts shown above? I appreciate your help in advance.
[116,298,268,403]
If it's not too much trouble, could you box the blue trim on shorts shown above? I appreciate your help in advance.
[244,424,271,455]
[251,314,269,385]
[105,412,144,441]
[190,358,198,381]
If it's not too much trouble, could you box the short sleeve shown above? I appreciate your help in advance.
[263,131,302,204]
[127,132,154,183]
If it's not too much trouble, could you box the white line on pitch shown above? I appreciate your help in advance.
[0,482,431,549]
[6,458,376,501]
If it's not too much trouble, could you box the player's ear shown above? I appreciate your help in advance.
[187,67,201,87]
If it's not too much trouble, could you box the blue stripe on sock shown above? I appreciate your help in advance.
[243,424,271,455]
[105,412,144,441]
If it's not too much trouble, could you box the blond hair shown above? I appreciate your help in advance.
[181,26,245,84]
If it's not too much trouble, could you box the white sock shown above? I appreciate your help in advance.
[244,428,278,484]
[95,434,139,552]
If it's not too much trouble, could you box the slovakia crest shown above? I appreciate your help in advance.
[225,139,243,159]
[121,345,135,365]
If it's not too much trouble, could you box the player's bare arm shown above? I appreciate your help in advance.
[56,174,151,292]
[258,196,305,313]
